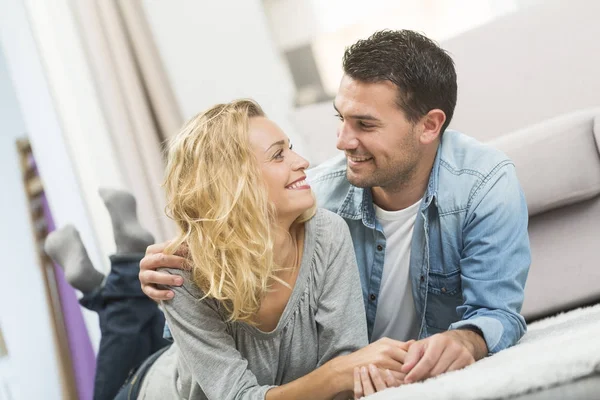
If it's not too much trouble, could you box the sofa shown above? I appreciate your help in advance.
[489,108,600,321]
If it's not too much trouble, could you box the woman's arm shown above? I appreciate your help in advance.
[161,268,350,400]
[265,364,349,400]
[161,270,273,399]
[312,213,369,368]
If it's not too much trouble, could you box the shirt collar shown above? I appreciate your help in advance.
[421,141,442,210]
[337,184,365,221]
[337,186,378,229]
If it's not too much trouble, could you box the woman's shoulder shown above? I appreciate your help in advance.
[158,267,203,299]
[309,208,351,245]
[304,209,356,307]
[312,207,347,229]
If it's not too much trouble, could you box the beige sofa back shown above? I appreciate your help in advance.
[490,109,600,320]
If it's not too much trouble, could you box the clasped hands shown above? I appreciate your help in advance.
[347,329,481,399]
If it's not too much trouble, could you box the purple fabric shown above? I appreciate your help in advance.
[32,154,96,400]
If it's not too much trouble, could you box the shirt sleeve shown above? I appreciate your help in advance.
[313,212,369,367]
[449,162,531,353]
[160,269,274,400]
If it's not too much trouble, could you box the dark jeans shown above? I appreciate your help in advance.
[80,253,170,400]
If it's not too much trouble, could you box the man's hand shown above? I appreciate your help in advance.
[139,241,189,300]
[353,364,405,399]
[401,329,487,384]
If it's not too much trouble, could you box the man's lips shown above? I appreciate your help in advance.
[347,155,373,165]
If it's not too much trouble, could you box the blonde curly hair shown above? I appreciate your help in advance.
[163,99,315,324]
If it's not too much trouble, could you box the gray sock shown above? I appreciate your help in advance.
[44,225,105,293]
[99,188,154,254]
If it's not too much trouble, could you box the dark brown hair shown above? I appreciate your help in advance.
[343,30,457,133]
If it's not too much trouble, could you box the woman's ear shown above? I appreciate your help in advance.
[419,109,446,145]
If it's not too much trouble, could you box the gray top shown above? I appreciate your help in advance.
[139,208,368,399]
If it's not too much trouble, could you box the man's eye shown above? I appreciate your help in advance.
[334,113,343,121]
[359,121,373,129]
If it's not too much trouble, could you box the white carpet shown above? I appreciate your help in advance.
[368,303,600,400]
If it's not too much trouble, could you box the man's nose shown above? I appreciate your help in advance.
[336,123,359,151]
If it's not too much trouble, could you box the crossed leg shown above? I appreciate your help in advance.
[45,189,170,400]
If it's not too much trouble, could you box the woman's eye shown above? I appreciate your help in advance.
[273,150,284,160]
[288,143,293,150]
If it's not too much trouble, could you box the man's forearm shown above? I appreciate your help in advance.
[447,328,488,360]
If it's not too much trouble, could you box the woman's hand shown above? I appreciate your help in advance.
[139,241,189,301]
[353,364,405,399]
[330,338,414,392]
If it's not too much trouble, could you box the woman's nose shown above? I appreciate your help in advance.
[291,152,309,170]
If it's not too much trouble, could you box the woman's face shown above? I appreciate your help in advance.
[248,117,314,221]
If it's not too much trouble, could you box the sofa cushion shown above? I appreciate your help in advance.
[522,196,600,319]
[489,109,600,216]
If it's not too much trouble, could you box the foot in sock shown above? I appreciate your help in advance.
[45,225,105,293]
[99,188,154,254]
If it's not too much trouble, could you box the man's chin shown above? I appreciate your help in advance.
[346,171,373,188]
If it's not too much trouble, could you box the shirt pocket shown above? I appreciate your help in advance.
[425,269,463,330]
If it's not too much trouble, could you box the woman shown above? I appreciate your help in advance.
[144,98,373,399]
[48,99,406,400]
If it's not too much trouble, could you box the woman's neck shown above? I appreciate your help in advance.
[272,220,301,270]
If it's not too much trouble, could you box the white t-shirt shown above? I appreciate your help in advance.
[371,200,421,342]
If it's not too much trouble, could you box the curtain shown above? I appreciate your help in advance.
[69,0,182,242]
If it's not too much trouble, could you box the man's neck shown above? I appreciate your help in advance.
[371,178,427,212]
[371,150,436,211]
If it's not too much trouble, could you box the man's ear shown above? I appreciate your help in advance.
[419,109,446,145]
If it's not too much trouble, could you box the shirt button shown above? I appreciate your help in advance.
[377,245,383,251]
[441,287,447,293]
[420,275,425,283]
[370,294,376,301]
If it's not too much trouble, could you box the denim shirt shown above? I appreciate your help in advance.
[307,130,531,354]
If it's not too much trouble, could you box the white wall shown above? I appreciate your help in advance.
[0,46,62,400]
[263,0,320,49]
[140,0,311,160]
[445,0,600,141]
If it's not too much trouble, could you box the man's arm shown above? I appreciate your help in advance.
[449,162,530,352]
[402,162,530,383]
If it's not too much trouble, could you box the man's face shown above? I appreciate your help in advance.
[334,75,422,190]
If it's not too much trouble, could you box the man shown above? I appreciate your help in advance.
[140,30,530,393]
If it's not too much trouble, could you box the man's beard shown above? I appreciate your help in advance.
[346,160,417,190]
